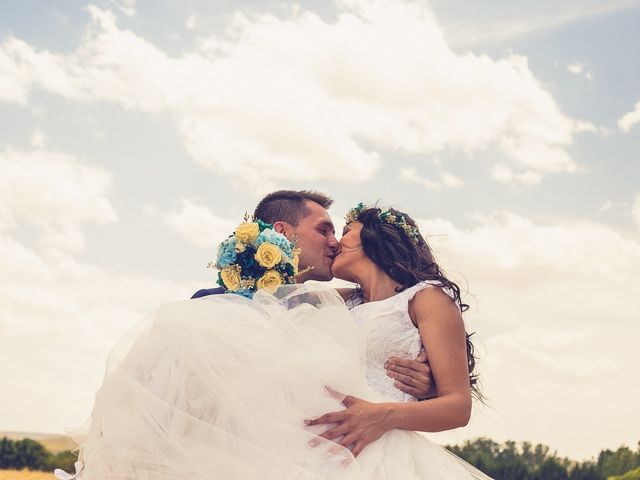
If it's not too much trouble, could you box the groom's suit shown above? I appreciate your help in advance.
[191,287,225,299]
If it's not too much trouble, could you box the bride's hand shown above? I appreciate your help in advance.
[305,388,392,457]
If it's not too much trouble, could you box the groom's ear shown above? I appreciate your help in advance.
[273,221,293,238]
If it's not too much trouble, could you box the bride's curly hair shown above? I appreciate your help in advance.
[352,206,480,398]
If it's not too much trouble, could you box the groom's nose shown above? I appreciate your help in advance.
[327,234,339,250]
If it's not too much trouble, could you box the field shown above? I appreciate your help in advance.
[0,433,75,454]
[0,432,75,480]
[0,470,54,480]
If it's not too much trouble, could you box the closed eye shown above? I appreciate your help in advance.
[316,221,335,236]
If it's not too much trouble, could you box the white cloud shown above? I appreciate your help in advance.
[0,147,117,250]
[598,200,614,213]
[441,172,464,188]
[0,141,195,433]
[573,120,609,137]
[399,165,464,190]
[0,238,193,433]
[185,14,198,30]
[415,211,640,457]
[399,166,441,190]
[633,194,640,229]
[566,63,584,75]
[0,1,587,187]
[618,99,640,132]
[149,199,237,250]
[438,0,639,48]
[0,38,37,103]
[30,129,47,148]
[450,320,640,459]
[419,211,640,286]
[566,62,593,81]
[112,0,137,17]
[596,199,626,214]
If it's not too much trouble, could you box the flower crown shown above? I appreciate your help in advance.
[208,215,300,298]
[345,202,421,245]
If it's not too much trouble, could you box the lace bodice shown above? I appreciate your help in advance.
[347,281,454,403]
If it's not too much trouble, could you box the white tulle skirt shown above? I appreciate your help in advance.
[75,283,491,479]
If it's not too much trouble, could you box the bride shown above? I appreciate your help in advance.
[71,203,491,479]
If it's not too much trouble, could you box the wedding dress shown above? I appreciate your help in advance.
[73,281,491,479]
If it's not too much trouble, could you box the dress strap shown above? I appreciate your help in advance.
[396,280,457,305]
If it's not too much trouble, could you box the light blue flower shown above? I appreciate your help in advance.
[255,228,293,258]
[232,288,254,299]
[216,237,238,267]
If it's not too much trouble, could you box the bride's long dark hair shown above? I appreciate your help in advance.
[352,206,480,398]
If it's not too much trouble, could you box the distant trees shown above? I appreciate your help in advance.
[610,467,640,480]
[448,438,640,480]
[598,445,640,477]
[0,437,76,472]
[1,434,639,477]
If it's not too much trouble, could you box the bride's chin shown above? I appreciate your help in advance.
[330,264,343,279]
[330,264,352,283]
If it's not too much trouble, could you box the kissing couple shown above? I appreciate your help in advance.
[70,190,491,479]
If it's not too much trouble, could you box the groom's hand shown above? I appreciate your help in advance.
[305,388,390,458]
[385,351,437,400]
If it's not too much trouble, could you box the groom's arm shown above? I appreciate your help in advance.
[385,351,437,400]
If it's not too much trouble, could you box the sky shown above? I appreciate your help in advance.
[1,0,639,461]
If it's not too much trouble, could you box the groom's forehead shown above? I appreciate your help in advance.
[301,203,334,228]
[304,212,334,228]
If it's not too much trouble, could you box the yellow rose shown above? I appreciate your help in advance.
[256,270,284,293]
[291,249,300,275]
[235,222,260,244]
[254,243,282,268]
[220,266,241,291]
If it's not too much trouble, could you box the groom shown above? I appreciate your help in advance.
[192,190,338,298]
[192,189,436,400]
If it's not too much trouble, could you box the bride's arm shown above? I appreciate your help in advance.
[306,287,472,456]
[382,287,472,430]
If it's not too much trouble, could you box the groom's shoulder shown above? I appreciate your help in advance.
[191,287,225,299]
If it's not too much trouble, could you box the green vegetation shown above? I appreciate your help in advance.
[1,434,639,478]
[0,438,75,473]
[448,438,640,480]
[610,467,640,480]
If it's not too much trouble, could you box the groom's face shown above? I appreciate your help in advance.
[291,201,338,282]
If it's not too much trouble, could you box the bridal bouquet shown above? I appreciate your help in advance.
[210,217,300,298]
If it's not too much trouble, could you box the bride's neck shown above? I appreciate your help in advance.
[355,267,403,303]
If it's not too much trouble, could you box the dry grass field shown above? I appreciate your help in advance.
[0,470,54,480]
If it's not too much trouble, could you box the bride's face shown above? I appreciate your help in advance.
[331,221,368,282]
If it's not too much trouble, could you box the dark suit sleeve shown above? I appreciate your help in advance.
[191,287,225,299]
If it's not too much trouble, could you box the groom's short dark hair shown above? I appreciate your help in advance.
[254,190,333,226]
